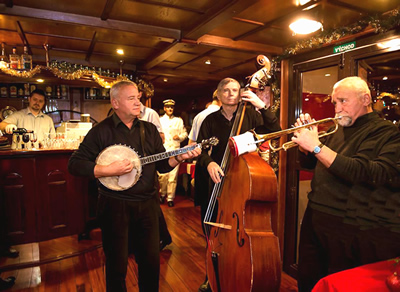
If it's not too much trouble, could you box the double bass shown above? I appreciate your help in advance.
[203,55,281,291]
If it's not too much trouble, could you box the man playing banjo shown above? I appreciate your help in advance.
[68,80,201,292]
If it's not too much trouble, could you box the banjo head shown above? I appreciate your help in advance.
[96,144,142,191]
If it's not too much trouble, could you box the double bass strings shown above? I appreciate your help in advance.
[203,101,245,247]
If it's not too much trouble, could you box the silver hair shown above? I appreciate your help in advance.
[216,78,240,98]
[110,80,138,101]
[333,76,371,104]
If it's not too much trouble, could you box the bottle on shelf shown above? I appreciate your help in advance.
[21,46,32,70]
[9,47,19,69]
[0,43,9,68]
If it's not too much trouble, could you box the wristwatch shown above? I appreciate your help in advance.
[313,143,324,154]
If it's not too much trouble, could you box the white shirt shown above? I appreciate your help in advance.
[188,104,220,142]
[160,114,187,150]
[3,107,55,142]
[139,103,163,133]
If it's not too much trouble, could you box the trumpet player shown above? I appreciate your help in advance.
[292,76,400,292]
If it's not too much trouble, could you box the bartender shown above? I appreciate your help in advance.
[0,89,55,143]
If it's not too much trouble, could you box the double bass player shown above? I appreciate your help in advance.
[195,77,281,291]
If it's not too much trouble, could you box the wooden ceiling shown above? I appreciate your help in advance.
[0,0,399,111]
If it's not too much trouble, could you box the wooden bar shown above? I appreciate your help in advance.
[0,149,88,245]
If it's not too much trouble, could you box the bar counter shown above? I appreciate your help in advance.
[0,149,88,245]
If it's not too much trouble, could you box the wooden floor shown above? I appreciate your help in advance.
[0,195,298,291]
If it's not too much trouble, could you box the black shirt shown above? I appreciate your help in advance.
[299,112,400,230]
[68,113,173,201]
[196,105,281,168]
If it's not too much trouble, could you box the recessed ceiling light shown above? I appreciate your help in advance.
[289,19,323,35]
[116,49,124,55]
[325,73,331,77]
[36,79,44,83]
[377,38,400,49]
[382,76,388,80]
[163,78,168,82]
[205,59,211,65]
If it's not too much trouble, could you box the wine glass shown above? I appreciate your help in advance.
[22,133,30,149]
[30,133,37,149]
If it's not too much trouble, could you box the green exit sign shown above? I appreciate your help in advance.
[333,41,356,53]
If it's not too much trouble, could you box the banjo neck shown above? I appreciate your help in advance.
[140,143,199,166]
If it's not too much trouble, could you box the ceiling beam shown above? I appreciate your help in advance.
[100,0,117,21]
[141,0,262,71]
[85,31,98,62]
[0,5,181,41]
[147,67,225,81]
[195,35,283,55]
[326,0,377,15]
[129,0,205,14]
[141,41,187,70]
[233,0,324,40]
[174,49,216,69]
[15,20,32,55]
[184,0,260,39]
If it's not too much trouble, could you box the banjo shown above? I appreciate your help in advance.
[96,137,219,191]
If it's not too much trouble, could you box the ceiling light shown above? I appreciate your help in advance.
[325,73,331,77]
[36,79,44,83]
[116,49,124,55]
[382,76,388,80]
[205,59,211,65]
[163,78,168,82]
[377,38,400,50]
[297,0,312,5]
[289,19,323,35]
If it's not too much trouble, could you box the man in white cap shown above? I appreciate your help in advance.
[159,99,188,207]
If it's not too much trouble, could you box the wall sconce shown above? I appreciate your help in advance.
[289,18,323,35]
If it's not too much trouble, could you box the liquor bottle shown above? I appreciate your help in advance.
[21,46,32,70]
[0,43,9,68]
[9,47,20,69]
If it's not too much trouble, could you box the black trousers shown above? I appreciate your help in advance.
[97,194,160,292]
[298,206,400,292]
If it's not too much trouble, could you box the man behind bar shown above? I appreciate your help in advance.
[0,89,55,143]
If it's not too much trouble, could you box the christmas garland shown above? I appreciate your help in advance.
[0,63,154,97]
[268,8,400,113]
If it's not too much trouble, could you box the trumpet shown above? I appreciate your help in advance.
[229,117,341,156]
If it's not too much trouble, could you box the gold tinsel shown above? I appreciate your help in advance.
[0,64,155,91]
[48,66,92,80]
[92,72,129,88]
[0,65,42,78]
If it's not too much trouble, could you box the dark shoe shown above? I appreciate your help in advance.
[198,279,211,292]
[167,201,174,207]
[0,276,16,290]
[160,196,166,204]
[159,238,172,251]
[0,247,19,258]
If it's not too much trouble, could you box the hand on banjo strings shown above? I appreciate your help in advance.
[95,159,134,178]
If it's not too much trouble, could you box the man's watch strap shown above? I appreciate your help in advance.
[313,143,324,154]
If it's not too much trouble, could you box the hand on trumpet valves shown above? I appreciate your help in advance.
[291,113,321,154]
